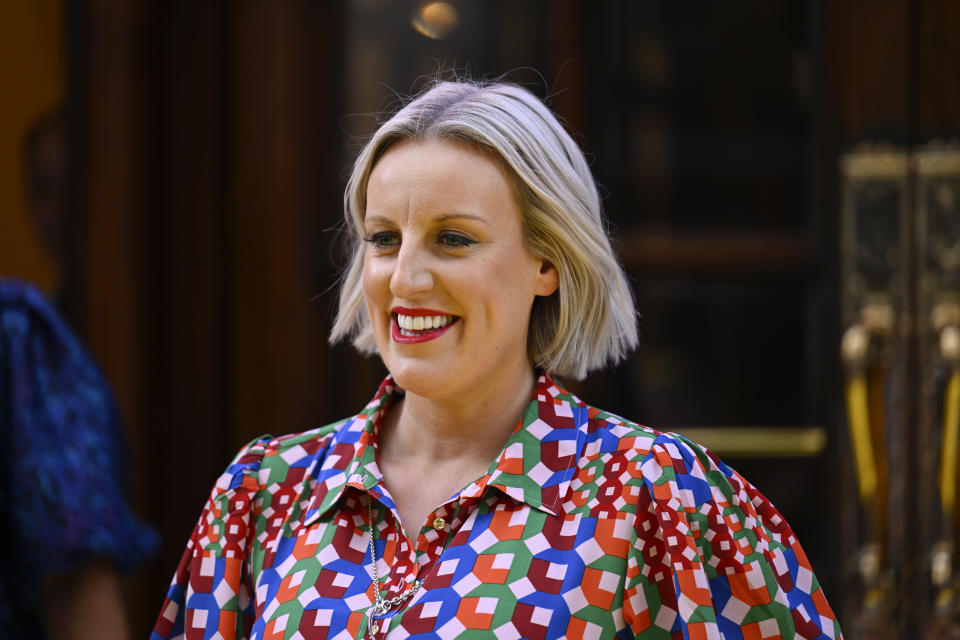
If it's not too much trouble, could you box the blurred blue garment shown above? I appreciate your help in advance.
[0,279,159,637]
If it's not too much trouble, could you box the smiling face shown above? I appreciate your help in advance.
[361,137,558,404]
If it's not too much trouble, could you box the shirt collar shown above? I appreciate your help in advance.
[300,376,396,526]
[471,372,589,515]
[301,371,588,526]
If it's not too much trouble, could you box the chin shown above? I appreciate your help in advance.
[383,356,457,399]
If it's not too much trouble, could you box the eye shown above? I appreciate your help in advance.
[437,232,476,249]
[363,231,400,251]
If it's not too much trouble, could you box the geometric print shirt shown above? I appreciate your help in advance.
[151,372,843,640]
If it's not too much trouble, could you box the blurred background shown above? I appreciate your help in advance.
[1,1,958,637]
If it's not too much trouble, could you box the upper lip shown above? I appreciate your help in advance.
[391,306,455,317]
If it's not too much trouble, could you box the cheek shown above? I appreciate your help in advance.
[361,260,373,296]
[361,257,385,300]
[361,261,387,325]
[361,263,391,344]
[487,251,541,304]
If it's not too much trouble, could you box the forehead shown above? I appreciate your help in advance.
[369,137,503,185]
[365,138,522,222]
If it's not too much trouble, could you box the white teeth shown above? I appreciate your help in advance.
[396,313,453,332]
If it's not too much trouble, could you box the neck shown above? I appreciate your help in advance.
[380,365,537,466]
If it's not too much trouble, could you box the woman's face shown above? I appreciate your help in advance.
[361,138,558,403]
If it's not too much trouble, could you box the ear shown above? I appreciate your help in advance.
[534,259,559,297]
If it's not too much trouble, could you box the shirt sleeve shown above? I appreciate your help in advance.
[151,436,271,640]
[624,433,843,640]
[0,280,159,616]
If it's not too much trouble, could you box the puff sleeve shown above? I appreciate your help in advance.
[151,436,272,640]
[623,433,843,639]
[0,280,159,633]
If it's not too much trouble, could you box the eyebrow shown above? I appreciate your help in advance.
[363,212,492,227]
[433,212,490,226]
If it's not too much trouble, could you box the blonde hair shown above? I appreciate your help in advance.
[330,79,637,380]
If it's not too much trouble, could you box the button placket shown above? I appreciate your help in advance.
[379,504,419,598]
[412,505,454,574]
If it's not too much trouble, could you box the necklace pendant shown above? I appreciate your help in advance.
[371,619,379,635]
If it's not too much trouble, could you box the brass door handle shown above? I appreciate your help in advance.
[933,325,960,599]
[843,323,877,504]
[940,326,960,520]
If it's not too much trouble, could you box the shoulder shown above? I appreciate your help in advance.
[222,417,353,491]
[579,400,725,471]
[545,376,721,478]
[574,402,798,553]
[572,400,748,512]
[556,390,842,636]
[572,401,799,564]
[192,418,355,549]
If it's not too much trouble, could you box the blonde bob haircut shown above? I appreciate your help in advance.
[330,79,637,380]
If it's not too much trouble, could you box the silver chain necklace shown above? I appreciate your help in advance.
[366,500,424,638]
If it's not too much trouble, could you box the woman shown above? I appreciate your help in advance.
[152,80,841,639]
[0,280,158,639]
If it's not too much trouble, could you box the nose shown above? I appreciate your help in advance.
[390,241,434,298]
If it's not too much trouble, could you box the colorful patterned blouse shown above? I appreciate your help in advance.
[152,373,842,639]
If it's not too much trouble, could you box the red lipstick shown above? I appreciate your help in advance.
[391,306,450,317]
[391,307,459,344]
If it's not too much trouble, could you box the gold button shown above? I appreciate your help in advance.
[432,517,446,531]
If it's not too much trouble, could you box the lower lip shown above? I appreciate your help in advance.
[391,316,458,344]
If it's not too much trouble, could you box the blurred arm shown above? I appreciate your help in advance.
[41,560,130,640]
